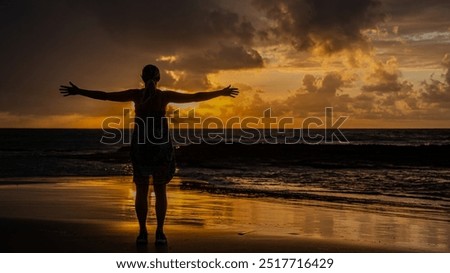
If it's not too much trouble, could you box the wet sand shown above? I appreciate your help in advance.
[0,177,448,253]
[1,218,413,253]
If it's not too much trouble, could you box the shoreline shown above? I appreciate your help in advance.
[0,176,448,253]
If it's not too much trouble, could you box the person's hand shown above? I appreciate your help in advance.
[59,82,81,96]
[221,85,239,98]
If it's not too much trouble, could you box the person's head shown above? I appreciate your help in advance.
[141,64,160,83]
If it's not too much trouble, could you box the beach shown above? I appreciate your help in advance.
[0,176,447,253]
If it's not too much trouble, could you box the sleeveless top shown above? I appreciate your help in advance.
[132,89,170,145]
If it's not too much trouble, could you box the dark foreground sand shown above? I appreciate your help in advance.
[0,177,447,253]
[0,218,412,253]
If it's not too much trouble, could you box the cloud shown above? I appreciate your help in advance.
[193,84,273,118]
[0,0,265,115]
[381,0,450,35]
[77,0,265,90]
[160,71,212,91]
[157,45,263,74]
[81,0,256,51]
[191,67,436,122]
[278,72,352,116]
[361,57,411,92]
[155,45,263,90]
[190,72,351,120]
[366,1,450,69]
[252,0,386,54]
[443,53,450,84]
[421,53,450,108]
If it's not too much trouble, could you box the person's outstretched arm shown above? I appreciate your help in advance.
[59,82,138,102]
[164,85,239,103]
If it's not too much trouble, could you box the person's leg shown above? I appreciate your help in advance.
[153,183,167,233]
[152,150,175,244]
[135,177,150,242]
[153,182,168,244]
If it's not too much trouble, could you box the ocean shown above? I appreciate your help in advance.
[0,128,449,222]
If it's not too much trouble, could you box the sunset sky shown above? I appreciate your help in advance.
[1,0,449,128]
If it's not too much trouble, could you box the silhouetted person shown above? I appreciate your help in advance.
[60,64,239,245]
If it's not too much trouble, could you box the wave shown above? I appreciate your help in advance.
[179,179,449,222]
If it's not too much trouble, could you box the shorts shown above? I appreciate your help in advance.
[130,141,176,185]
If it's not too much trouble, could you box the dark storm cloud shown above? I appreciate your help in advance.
[72,0,264,89]
[79,0,256,51]
[158,45,263,73]
[251,0,385,53]
[157,44,263,90]
[0,0,263,115]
